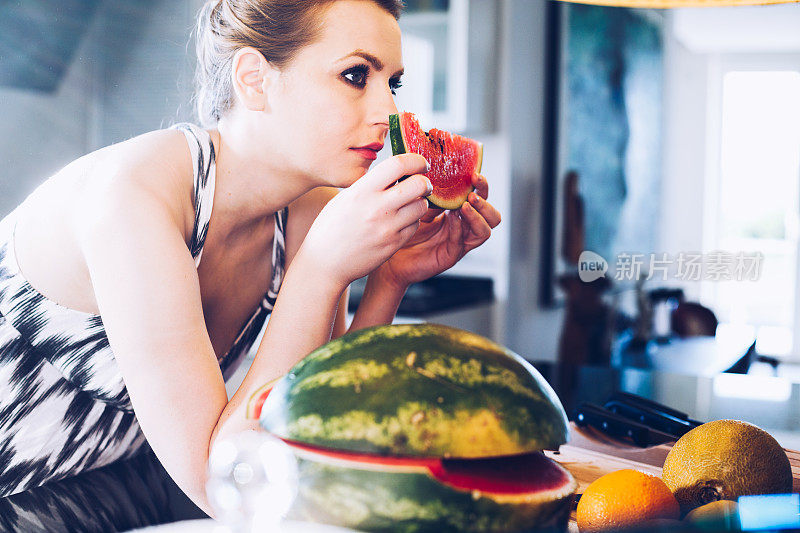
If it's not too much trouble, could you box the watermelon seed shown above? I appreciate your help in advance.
[393,433,409,447]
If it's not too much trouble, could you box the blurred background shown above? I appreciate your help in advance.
[2,0,800,386]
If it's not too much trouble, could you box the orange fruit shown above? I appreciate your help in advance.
[576,469,680,531]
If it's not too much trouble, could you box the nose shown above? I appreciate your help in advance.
[371,84,398,136]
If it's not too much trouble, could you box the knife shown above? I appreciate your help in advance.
[574,402,678,447]
[603,398,699,438]
[608,391,703,426]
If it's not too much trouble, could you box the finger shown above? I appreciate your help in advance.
[460,202,492,244]
[386,174,432,209]
[398,219,421,245]
[353,153,428,193]
[467,192,501,228]
[445,210,464,257]
[395,197,429,227]
[420,205,444,223]
[410,212,447,244]
[472,174,489,200]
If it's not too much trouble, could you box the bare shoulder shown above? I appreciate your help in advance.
[284,186,340,265]
[71,128,196,239]
[11,128,199,316]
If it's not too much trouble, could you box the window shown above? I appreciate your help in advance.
[708,62,800,357]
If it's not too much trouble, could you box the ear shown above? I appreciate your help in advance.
[231,46,278,113]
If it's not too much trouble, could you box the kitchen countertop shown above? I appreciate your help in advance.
[349,274,494,317]
[4,362,800,532]
[534,362,800,450]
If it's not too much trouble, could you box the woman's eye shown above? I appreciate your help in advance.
[342,66,402,96]
[342,66,368,88]
[390,78,403,96]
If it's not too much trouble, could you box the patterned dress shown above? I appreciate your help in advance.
[0,123,287,497]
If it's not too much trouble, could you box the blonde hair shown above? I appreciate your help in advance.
[194,0,403,127]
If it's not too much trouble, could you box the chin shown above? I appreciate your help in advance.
[338,166,370,188]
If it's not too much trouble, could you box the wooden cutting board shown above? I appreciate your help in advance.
[547,424,800,529]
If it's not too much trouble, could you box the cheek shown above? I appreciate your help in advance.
[301,110,364,170]
[274,81,365,179]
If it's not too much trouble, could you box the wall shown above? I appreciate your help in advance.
[0,33,95,217]
[499,0,565,362]
[657,13,711,303]
[0,0,201,216]
[94,0,201,147]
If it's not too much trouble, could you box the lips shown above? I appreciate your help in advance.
[350,142,384,161]
[358,142,384,151]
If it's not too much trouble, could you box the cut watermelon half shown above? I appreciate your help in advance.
[286,438,574,499]
[389,112,483,210]
[245,378,281,420]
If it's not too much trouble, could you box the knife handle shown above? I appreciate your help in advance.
[609,391,704,427]
[604,400,695,437]
[575,402,677,447]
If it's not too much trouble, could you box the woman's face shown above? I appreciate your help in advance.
[267,0,403,187]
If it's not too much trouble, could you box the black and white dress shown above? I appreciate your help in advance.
[0,123,287,497]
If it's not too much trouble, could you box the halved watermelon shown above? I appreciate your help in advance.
[244,324,576,532]
[245,377,281,420]
[389,112,483,210]
[286,439,576,532]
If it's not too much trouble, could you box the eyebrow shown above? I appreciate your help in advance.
[339,49,404,77]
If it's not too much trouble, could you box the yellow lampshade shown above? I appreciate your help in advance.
[557,0,798,7]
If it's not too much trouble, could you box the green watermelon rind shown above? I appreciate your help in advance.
[260,324,570,458]
[388,113,482,210]
[389,113,408,157]
[288,446,576,533]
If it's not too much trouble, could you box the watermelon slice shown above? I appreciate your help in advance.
[389,112,483,210]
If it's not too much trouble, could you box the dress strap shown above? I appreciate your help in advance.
[171,123,216,267]
[265,206,288,309]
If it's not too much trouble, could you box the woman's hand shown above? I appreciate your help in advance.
[376,173,501,288]
[297,153,432,290]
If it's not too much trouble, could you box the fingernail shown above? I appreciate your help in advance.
[425,177,433,194]
[425,159,431,172]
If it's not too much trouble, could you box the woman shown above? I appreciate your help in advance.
[0,0,501,515]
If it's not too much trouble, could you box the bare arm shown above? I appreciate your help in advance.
[209,156,434,460]
[346,269,407,333]
[273,186,406,342]
[76,154,429,515]
[76,182,227,516]
[331,285,350,340]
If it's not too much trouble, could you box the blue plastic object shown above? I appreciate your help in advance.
[738,493,800,530]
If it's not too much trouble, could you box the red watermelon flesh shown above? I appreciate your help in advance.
[389,112,483,210]
[246,386,571,497]
[284,437,572,498]
[430,452,572,496]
